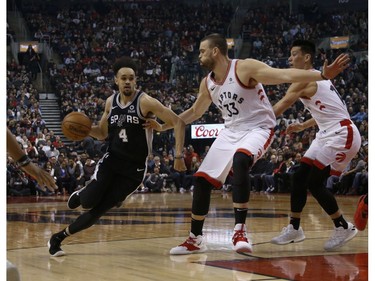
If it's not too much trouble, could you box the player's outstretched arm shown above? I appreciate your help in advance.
[141,95,187,172]
[144,79,212,131]
[7,128,57,192]
[240,53,349,85]
[286,118,317,134]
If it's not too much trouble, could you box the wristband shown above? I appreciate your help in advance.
[320,72,329,80]
[174,155,184,159]
[17,155,31,167]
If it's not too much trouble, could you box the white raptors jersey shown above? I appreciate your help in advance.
[206,59,276,130]
[300,70,351,131]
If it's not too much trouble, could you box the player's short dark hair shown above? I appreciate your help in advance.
[113,56,138,76]
[291,40,316,63]
[201,33,228,55]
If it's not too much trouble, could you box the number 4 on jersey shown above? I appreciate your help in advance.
[119,128,128,142]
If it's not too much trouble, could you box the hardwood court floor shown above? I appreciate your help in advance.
[7,191,368,281]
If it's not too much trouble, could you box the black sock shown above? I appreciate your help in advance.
[55,228,70,241]
[289,217,301,230]
[234,208,248,225]
[333,215,348,229]
[191,218,204,236]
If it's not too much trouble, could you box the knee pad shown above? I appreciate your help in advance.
[307,165,339,215]
[291,162,311,191]
[232,151,254,173]
[290,162,311,213]
[232,152,253,203]
[192,177,212,216]
[307,165,331,194]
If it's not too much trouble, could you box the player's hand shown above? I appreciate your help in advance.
[21,164,58,192]
[286,123,305,134]
[143,119,163,131]
[173,158,187,172]
[321,53,350,79]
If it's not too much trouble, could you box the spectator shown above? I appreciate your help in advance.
[144,167,164,193]
[184,144,200,174]
[263,154,286,193]
[336,154,366,195]
[23,44,40,80]
[346,156,368,195]
[182,156,201,192]
[67,158,84,192]
[46,145,60,159]
[351,105,367,123]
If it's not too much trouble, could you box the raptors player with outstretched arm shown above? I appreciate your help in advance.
[271,40,360,250]
[47,56,186,256]
[146,33,349,255]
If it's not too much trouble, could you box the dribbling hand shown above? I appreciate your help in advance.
[143,119,163,131]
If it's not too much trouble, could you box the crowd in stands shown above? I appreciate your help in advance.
[7,0,368,197]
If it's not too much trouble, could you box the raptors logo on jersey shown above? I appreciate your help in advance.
[206,59,276,131]
[335,152,347,163]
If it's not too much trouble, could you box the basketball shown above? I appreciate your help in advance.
[61,112,92,141]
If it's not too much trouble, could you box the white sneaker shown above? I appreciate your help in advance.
[271,224,305,245]
[324,222,358,251]
[232,224,252,253]
[170,232,207,255]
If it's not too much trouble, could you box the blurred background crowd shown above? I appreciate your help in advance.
[6,0,368,197]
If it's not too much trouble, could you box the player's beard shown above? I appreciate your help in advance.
[200,57,215,71]
[122,86,134,96]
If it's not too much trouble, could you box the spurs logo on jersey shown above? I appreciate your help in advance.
[206,59,275,130]
[110,113,140,126]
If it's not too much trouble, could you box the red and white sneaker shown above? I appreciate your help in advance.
[170,232,207,255]
[232,224,252,253]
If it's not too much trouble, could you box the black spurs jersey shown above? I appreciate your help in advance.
[107,91,153,165]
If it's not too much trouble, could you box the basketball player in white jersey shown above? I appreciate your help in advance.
[271,40,360,250]
[146,34,349,255]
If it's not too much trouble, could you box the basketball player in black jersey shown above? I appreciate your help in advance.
[48,57,186,257]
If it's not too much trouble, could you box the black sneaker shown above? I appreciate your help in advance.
[67,187,85,209]
[48,234,65,257]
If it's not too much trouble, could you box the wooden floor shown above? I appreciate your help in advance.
[6,191,368,281]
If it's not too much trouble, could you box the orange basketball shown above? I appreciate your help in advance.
[61,112,92,141]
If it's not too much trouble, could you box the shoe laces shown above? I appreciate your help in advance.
[181,236,198,247]
[331,226,349,239]
[281,226,289,234]
[232,229,248,243]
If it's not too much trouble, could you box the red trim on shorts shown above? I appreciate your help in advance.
[301,157,313,166]
[263,129,275,150]
[303,157,340,175]
[312,159,326,170]
[304,157,328,171]
[194,171,222,189]
[330,169,342,176]
[340,119,353,149]
[236,148,252,156]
